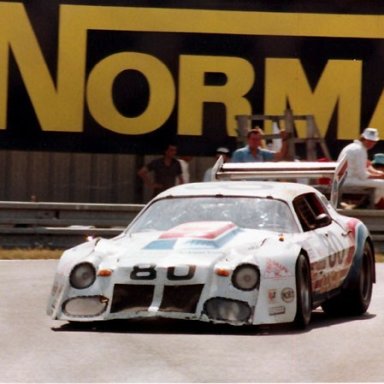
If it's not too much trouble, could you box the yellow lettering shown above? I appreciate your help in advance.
[0,33,7,129]
[178,55,254,136]
[1,3,382,137]
[87,52,175,135]
[264,58,361,139]
[0,2,86,131]
[369,90,384,132]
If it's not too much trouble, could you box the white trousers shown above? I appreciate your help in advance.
[343,177,384,203]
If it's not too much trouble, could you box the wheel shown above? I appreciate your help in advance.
[321,242,374,316]
[294,254,312,328]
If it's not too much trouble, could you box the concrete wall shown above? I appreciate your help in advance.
[0,150,213,204]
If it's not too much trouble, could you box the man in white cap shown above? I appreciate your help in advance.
[337,127,384,208]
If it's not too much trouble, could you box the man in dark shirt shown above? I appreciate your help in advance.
[138,144,184,198]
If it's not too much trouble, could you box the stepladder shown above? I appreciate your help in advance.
[235,109,332,161]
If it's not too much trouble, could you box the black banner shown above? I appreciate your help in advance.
[2,0,384,158]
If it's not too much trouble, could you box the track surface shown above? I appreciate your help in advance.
[1,260,384,383]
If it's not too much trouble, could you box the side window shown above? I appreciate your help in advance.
[293,193,330,232]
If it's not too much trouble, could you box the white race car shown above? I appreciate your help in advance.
[47,159,375,328]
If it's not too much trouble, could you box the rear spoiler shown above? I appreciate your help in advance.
[212,156,348,207]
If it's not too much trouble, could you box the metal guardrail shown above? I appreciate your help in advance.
[0,201,383,251]
[0,201,144,249]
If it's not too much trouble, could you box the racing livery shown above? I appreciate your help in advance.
[47,160,375,328]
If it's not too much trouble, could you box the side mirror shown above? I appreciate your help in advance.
[315,213,332,227]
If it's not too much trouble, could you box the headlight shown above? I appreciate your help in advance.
[69,262,96,289]
[232,263,260,291]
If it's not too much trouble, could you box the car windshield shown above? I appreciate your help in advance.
[128,196,299,234]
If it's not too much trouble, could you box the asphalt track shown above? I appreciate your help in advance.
[1,260,384,383]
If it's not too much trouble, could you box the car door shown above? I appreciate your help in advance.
[293,193,353,295]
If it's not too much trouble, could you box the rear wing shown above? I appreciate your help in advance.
[212,156,348,207]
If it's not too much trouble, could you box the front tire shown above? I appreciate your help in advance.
[321,242,374,316]
[294,254,312,328]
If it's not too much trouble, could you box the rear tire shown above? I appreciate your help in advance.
[294,254,312,328]
[321,242,374,316]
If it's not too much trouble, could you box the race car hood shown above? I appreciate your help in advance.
[90,221,293,271]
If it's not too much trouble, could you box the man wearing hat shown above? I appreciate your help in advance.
[337,127,384,208]
[203,147,230,181]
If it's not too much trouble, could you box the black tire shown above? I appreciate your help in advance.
[321,242,374,316]
[294,254,312,328]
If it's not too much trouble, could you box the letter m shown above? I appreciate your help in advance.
[264,58,362,140]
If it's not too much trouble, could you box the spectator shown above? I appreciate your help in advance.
[371,153,384,172]
[138,144,184,198]
[203,147,230,181]
[177,156,193,184]
[337,127,384,209]
[231,126,288,162]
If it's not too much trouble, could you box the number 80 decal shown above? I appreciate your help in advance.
[130,264,196,280]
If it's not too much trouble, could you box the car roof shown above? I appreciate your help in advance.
[154,181,319,202]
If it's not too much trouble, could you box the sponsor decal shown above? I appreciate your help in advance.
[268,289,277,303]
[345,219,359,264]
[265,259,290,278]
[281,287,294,303]
[312,260,326,271]
[312,268,349,293]
[269,306,286,316]
[145,221,239,249]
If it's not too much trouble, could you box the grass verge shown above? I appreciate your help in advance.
[0,249,63,260]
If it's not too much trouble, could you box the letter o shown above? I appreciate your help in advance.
[86,52,175,134]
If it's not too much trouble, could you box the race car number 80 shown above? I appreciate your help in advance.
[130,264,196,280]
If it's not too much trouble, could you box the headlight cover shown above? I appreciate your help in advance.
[69,262,96,289]
[63,296,108,317]
[204,298,251,323]
[232,263,260,291]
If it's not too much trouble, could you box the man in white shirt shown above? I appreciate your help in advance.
[337,127,384,208]
[177,156,193,184]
